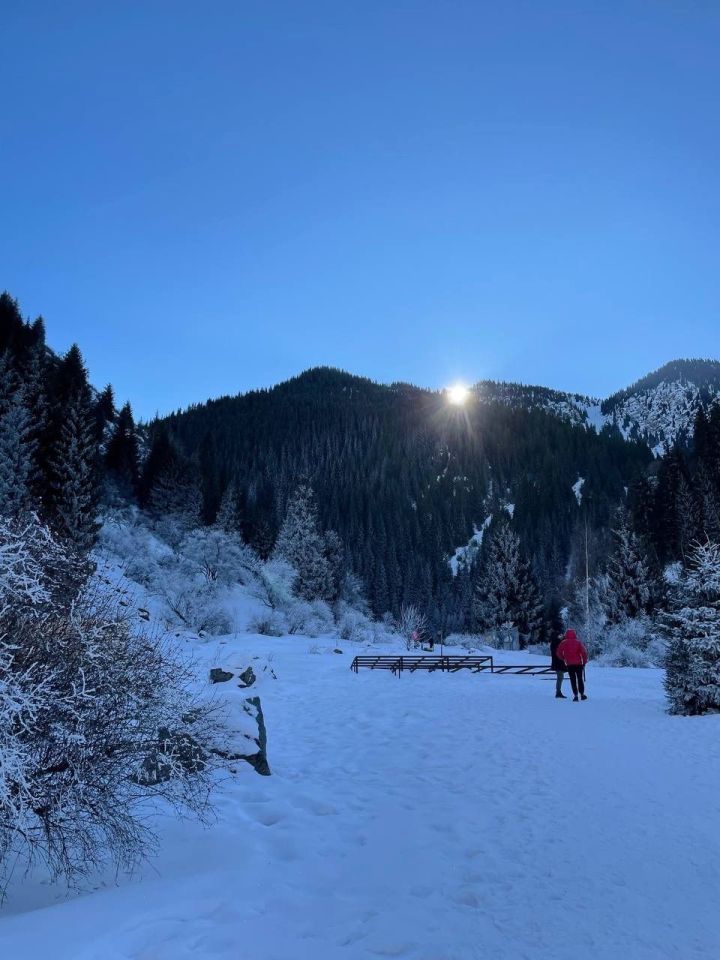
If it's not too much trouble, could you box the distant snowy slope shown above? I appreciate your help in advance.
[473,381,601,430]
[475,359,720,454]
[601,359,720,454]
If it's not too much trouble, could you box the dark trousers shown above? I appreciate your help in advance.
[567,665,585,697]
[555,670,564,695]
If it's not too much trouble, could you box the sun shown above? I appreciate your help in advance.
[446,383,470,406]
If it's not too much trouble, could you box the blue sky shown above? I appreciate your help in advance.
[2,1,719,418]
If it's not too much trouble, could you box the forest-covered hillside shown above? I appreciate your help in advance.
[157,367,652,631]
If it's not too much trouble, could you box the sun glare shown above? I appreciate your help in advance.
[446,383,470,406]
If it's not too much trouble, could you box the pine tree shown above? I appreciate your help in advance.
[663,540,720,716]
[323,528,345,601]
[273,483,333,601]
[48,387,100,551]
[473,522,544,646]
[0,354,33,516]
[627,476,656,554]
[141,428,201,529]
[0,292,25,354]
[676,474,701,561]
[148,456,202,529]
[653,448,689,562]
[21,340,50,504]
[198,430,223,523]
[94,384,116,442]
[215,481,242,532]
[604,508,655,622]
[696,463,720,543]
[43,346,101,551]
[246,516,276,560]
[140,428,174,507]
[105,402,140,500]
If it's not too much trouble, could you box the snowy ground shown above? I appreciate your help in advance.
[1,638,719,960]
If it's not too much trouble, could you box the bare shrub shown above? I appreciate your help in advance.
[0,515,222,892]
[398,604,428,649]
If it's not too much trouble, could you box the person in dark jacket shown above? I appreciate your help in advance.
[550,634,567,699]
[556,628,589,701]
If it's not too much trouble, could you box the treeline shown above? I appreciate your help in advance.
[0,291,140,550]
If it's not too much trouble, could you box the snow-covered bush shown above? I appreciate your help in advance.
[443,632,484,651]
[97,510,378,644]
[0,515,221,888]
[180,527,260,586]
[248,610,288,637]
[97,509,174,587]
[250,558,297,611]
[662,540,720,715]
[336,603,381,644]
[593,619,667,667]
[247,559,335,636]
[338,571,370,614]
[99,514,238,636]
[253,599,334,638]
[564,579,666,667]
[160,578,233,635]
[284,598,334,637]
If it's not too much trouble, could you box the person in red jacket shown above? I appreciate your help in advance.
[556,628,589,701]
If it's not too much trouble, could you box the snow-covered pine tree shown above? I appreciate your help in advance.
[0,353,33,516]
[142,429,201,533]
[273,482,333,601]
[473,522,544,646]
[215,481,242,532]
[148,457,202,530]
[49,386,101,552]
[323,528,345,601]
[663,540,720,716]
[604,508,655,622]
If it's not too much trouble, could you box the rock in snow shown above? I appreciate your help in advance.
[238,665,256,688]
[209,667,234,684]
[242,696,270,776]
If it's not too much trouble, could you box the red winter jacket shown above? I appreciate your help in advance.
[556,629,588,666]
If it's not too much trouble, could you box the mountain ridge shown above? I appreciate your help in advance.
[165,358,720,455]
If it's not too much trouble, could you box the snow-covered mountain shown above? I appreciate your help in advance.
[473,381,603,431]
[601,360,720,454]
[474,359,720,455]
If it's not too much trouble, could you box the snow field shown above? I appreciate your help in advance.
[1,639,719,960]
